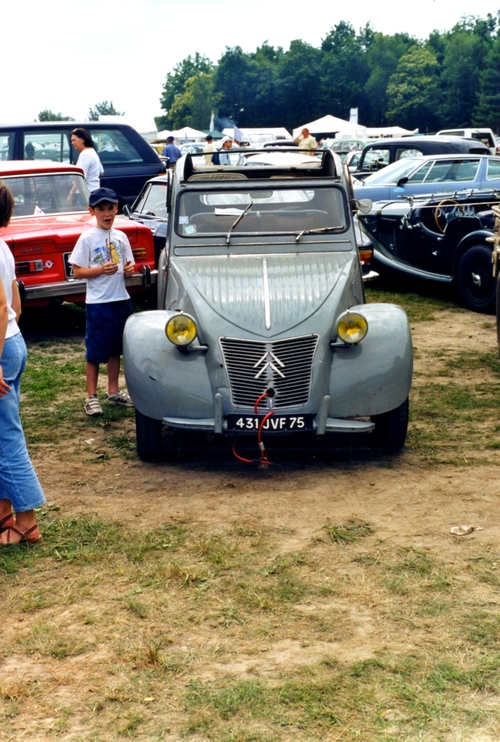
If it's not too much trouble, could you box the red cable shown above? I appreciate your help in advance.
[231,439,256,463]
[257,411,274,465]
[254,392,269,414]
[232,393,274,465]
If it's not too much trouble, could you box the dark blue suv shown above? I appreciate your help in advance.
[0,121,166,207]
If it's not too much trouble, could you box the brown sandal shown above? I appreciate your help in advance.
[0,522,43,546]
[0,513,15,532]
[20,524,43,545]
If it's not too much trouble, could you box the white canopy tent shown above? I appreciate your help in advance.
[365,126,418,138]
[155,126,207,142]
[293,115,358,138]
[171,126,207,141]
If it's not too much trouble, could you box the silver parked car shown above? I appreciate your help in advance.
[123,150,413,461]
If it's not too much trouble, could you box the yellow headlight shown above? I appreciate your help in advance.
[165,314,197,346]
[337,311,368,344]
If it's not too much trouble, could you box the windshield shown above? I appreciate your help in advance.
[133,181,168,219]
[176,186,347,237]
[4,173,90,216]
[362,158,421,185]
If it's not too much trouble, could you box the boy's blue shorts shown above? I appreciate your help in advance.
[85,300,133,364]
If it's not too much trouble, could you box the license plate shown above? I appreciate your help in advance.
[63,252,74,280]
[227,414,313,433]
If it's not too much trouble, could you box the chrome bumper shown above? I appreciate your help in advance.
[22,270,157,301]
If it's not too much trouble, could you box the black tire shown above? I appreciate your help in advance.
[456,245,496,313]
[136,409,164,461]
[372,397,409,452]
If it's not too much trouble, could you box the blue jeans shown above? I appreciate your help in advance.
[0,333,46,513]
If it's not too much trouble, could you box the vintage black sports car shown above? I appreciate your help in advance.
[359,191,500,312]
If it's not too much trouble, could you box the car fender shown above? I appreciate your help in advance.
[123,310,213,421]
[328,303,412,417]
[453,229,494,273]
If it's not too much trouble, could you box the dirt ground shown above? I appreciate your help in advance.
[33,308,500,555]
[3,307,500,742]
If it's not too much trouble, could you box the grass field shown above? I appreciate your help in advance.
[1,280,499,741]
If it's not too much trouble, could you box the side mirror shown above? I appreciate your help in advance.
[355,199,373,214]
[122,204,131,217]
[397,177,409,187]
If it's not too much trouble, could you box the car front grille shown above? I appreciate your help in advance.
[220,335,318,409]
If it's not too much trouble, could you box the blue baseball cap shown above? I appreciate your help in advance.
[89,188,119,206]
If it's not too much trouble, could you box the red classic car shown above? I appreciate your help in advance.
[0,161,156,307]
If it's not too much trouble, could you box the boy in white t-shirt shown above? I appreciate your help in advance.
[69,188,135,416]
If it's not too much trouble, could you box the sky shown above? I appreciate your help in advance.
[0,0,495,133]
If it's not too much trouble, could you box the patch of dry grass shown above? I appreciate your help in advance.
[1,512,500,740]
[2,298,500,740]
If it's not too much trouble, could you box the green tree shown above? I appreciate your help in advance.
[320,23,371,121]
[473,39,500,131]
[159,53,213,129]
[438,31,486,127]
[88,101,124,121]
[386,46,440,130]
[363,32,414,125]
[167,72,217,130]
[214,46,254,126]
[275,40,324,129]
[37,109,74,121]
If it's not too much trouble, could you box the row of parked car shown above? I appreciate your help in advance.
[1,122,499,462]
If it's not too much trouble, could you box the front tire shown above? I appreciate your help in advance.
[456,245,496,313]
[136,409,163,461]
[372,398,409,452]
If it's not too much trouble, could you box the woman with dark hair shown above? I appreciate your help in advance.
[0,182,46,546]
[70,127,103,192]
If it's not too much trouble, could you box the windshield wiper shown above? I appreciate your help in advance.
[295,226,344,242]
[226,201,253,244]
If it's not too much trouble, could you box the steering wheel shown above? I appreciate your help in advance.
[143,201,167,218]
[434,199,465,234]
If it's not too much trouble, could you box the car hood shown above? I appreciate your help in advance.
[169,251,355,337]
[2,214,146,246]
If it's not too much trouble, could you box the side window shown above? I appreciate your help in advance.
[486,159,500,180]
[424,159,479,183]
[423,160,454,183]
[452,159,479,181]
[0,131,15,160]
[361,148,390,171]
[92,129,143,165]
[407,160,434,183]
[395,148,423,161]
[22,131,71,163]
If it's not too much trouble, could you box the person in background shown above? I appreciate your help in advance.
[293,127,317,156]
[162,136,182,168]
[203,135,217,166]
[24,142,35,160]
[70,127,103,192]
[218,136,233,165]
[0,182,46,546]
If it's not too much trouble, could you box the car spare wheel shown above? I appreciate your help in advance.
[457,244,496,313]
[136,409,164,461]
[371,397,409,452]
